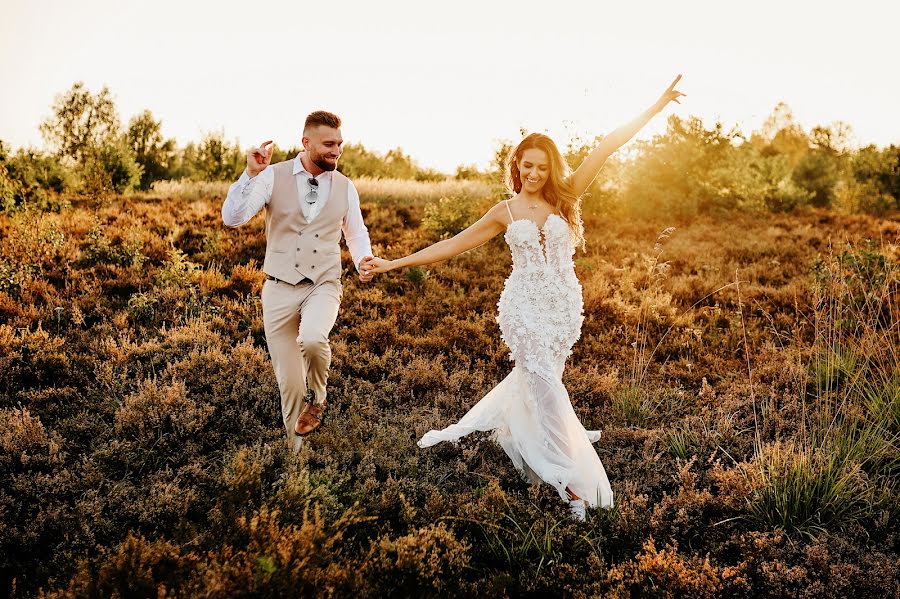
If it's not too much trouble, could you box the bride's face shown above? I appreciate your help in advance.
[518,148,550,194]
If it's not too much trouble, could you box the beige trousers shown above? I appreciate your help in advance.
[261,278,342,452]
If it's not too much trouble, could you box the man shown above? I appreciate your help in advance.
[222,111,374,452]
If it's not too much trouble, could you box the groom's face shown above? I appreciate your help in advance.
[302,125,343,172]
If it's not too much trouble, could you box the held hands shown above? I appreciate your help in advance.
[357,255,386,283]
[247,140,275,178]
[654,74,686,113]
[359,256,393,276]
[358,257,375,283]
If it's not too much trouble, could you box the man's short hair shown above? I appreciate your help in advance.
[304,111,341,133]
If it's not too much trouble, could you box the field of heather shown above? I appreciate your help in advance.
[1,180,897,597]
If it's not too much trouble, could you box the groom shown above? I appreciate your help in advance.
[222,111,375,452]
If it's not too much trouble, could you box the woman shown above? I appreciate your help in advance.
[362,76,685,520]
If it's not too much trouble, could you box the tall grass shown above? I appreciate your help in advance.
[355,177,492,206]
[147,176,494,207]
[149,180,230,201]
[749,241,899,537]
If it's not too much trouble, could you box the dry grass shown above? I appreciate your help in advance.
[355,176,493,205]
[144,176,493,207]
[0,180,898,597]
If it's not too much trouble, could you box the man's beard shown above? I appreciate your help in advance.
[312,155,337,172]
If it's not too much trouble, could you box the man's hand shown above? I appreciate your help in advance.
[360,255,393,275]
[358,255,377,283]
[247,140,274,178]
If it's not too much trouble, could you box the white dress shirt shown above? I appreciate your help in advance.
[222,153,373,270]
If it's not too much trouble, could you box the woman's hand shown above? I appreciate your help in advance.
[569,74,686,196]
[360,256,394,274]
[653,74,686,113]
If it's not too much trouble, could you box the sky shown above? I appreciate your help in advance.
[1,0,898,173]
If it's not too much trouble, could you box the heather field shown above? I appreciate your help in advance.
[1,180,898,597]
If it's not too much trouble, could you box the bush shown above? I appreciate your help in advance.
[619,116,742,216]
[79,136,142,195]
[127,110,176,190]
[0,143,74,213]
[339,143,446,181]
[360,524,470,596]
[113,379,214,468]
[174,131,244,182]
[7,148,76,195]
[422,194,484,239]
[0,148,20,213]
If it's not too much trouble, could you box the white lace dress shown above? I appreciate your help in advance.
[418,206,614,509]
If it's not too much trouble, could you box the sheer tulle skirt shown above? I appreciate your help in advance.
[418,360,614,509]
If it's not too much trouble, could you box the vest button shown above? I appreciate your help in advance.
[294,263,299,267]
[315,234,319,238]
[313,249,317,253]
[311,265,315,268]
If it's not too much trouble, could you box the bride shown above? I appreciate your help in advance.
[362,76,685,520]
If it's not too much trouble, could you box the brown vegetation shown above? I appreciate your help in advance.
[1,181,898,597]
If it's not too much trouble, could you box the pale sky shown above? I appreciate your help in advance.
[1,0,898,173]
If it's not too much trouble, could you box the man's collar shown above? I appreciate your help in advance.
[292,153,307,175]
[292,152,331,179]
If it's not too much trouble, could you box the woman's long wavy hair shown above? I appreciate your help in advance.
[505,133,585,250]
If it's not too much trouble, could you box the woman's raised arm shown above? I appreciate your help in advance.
[568,75,685,196]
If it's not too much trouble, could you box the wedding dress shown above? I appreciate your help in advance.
[418,202,613,509]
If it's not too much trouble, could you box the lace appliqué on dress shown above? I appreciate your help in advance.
[418,212,613,509]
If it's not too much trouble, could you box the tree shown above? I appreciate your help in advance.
[192,130,244,181]
[39,82,141,194]
[337,143,444,181]
[792,122,854,208]
[0,141,22,212]
[620,115,740,216]
[752,102,809,167]
[127,110,175,189]
[810,121,854,154]
[40,82,120,164]
[89,136,142,194]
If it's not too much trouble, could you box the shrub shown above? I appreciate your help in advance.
[113,379,214,468]
[0,143,74,213]
[0,150,20,213]
[360,524,471,596]
[606,538,724,597]
[0,184,896,596]
[43,534,199,599]
[422,195,484,239]
[0,408,62,475]
[78,136,142,195]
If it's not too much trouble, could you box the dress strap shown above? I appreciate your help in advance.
[504,200,514,224]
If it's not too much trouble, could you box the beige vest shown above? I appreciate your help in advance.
[262,160,350,284]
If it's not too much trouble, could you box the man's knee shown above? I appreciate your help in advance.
[297,331,330,359]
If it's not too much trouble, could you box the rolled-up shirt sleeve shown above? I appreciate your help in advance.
[342,181,373,270]
[221,167,274,227]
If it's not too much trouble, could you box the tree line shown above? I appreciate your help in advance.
[0,82,447,211]
[1,82,898,215]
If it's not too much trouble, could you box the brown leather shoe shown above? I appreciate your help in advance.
[295,402,326,436]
